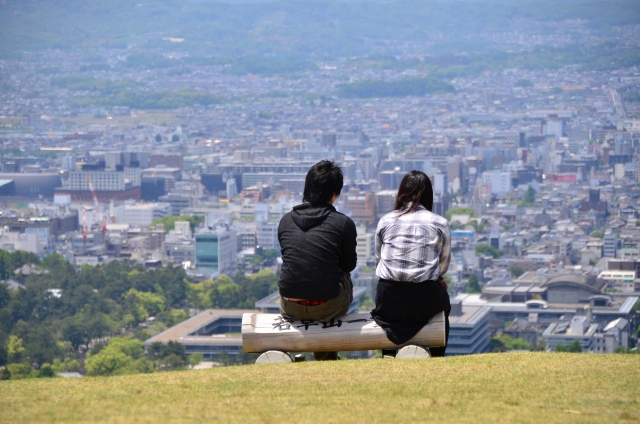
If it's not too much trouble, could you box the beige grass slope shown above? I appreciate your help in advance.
[1,352,639,423]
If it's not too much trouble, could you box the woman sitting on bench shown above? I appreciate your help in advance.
[371,170,452,357]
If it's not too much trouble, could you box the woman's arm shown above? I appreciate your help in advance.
[374,218,384,266]
[438,222,451,278]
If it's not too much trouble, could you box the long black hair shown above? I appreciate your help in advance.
[394,170,433,216]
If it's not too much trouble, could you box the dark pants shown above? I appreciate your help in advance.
[372,278,451,356]
[382,309,449,357]
[280,272,353,361]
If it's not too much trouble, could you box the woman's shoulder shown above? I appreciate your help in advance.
[415,208,449,226]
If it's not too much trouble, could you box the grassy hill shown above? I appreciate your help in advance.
[1,353,639,423]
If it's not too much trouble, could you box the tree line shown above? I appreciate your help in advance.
[338,77,454,99]
[0,249,278,379]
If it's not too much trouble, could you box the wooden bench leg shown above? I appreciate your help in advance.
[255,350,293,364]
[395,345,431,359]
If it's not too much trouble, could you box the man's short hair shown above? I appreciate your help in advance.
[303,160,344,204]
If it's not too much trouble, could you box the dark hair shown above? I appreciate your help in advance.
[303,160,344,204]
[394,170,433,215]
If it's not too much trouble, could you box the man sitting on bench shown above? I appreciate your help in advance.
[277,160,357,361]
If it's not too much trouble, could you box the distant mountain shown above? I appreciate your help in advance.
[0,0,638,57]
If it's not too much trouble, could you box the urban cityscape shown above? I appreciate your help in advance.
[1,0,640,383]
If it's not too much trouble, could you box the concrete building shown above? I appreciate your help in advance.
[164,234,194,266]
[446,298,491,356]
[195,226,237,277]
[343,188,377,225]
[375,190,397,218]
[542,315,629,353]
[603,232,618,258]
[115,203,172,227]
[0,173,62,198]
[149,153,184,170]
[256,221,279,250]
[356,226,375,263]
[144,309,254,358]
[0,230,39,254]
[67,170,127,191]
[158,193,191,216]
[481,170,512,195]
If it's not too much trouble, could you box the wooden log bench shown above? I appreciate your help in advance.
[241,311,446,363]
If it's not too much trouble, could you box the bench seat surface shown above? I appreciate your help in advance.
[242,311,445,353]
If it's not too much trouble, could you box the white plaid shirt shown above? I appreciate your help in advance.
[375,205,451,283]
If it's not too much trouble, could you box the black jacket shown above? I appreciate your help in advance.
[278,203,357,301]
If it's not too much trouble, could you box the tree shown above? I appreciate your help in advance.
[7,335,26,363]
[86,347,133,376]
[159,353,185,370]
[125,289,166,322]
[567,340,582,353]
[150,215,204,232]
[445,207,477,221]
[38,363,55,378]
[85,337,147,376]
[465,274,481,293]
[556,344,568,352]
[171,134,180,142]
[41,253,70,272]
[509,266,524,278]
[188,353,203,368]
[523,186,536,205]
[0,283,10,310]
[475,244,503,258]
[209,275,244,309]
[358,293,375,312]
[490,334,532,352]
[239,270,278,305]
[161,309,188,327]
[155,134,162,142]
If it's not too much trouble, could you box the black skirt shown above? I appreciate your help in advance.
[371,278,451,345]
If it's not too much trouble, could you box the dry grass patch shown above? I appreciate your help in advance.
[1,353,639,423]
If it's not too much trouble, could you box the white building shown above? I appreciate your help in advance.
[432,173,448,196]
[256,221,279,250]
[481,170,512,195]
[115,203,172,227]
[543,315,630,353]
[195,227,237,277]
[356,226,375,263]
[66,171,127,191]
[0,231,39,254]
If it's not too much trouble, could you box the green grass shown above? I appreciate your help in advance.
[1,353,639,423]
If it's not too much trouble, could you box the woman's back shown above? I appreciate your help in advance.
[375,205,451,283]
[370,170,452,355]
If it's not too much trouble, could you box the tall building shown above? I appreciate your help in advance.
[375,190,397,219]
[446,298,491,356]
[356,226,375,263]
[115,203,172,227]
[343,188,377,225]
[603,232,618,258]
[57,170,140,201]
[256,221,279,250]
[149,153,184,170]
[481,170,512,195]
[378,169,405,190]
[195,227,237,277]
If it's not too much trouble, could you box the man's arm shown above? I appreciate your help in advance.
[339,218,357,273]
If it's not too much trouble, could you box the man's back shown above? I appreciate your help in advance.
[278,202,357,301]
